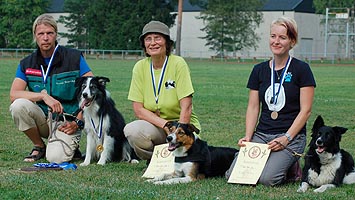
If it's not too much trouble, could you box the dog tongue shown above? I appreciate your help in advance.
[317,146,325,153]
[168,143,177,151]
[80,99,89,109]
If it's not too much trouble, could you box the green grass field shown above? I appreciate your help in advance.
[0,58,354,199]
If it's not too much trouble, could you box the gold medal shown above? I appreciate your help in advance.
[96,144,104,152]
[271,111,278,120]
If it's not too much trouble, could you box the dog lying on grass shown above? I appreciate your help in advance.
[147,121,238,184]
[297,115,355,193]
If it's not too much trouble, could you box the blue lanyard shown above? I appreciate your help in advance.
[150,56,169,104]
[40,44,59,84]
[90,114,103,139]
[270,56,291,105]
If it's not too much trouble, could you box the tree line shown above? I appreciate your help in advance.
[0,0,352,54]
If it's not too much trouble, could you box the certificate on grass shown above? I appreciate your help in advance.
[142,143,175,178]
[228,142,271,185]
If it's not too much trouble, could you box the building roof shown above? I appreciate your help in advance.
[47,0,315,14]
[262,0,315,13]
[181,1,204,12]
[47,0,65,13]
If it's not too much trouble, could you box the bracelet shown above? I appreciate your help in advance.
[284,132,292,142]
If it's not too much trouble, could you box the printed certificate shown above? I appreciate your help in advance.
[142,143,175,178]
[228,142,271,185]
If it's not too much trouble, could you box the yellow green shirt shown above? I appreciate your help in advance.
[128,54,200,130]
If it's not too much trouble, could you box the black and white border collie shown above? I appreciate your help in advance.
[75,76,138,166]
[147,121,238,184]
[297,115,355,193]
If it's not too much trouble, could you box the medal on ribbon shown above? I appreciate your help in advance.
[96,144,104,152]
[90,114,104,152]
[265,56,292,120]
[271,111,278,120]
[150,56,169,116]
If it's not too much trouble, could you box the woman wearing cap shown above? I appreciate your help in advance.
[124,21,200,162]
[225,17,316,186]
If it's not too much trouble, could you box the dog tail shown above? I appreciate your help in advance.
[122,141,140,163]
[343,170,355,184]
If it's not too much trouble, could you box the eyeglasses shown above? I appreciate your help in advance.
[144,35,163,43]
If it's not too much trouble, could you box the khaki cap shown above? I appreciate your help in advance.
[139,21,171,42]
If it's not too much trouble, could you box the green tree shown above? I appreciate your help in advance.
[60,0,176,50]
[57,0,89,49]
[197,0,264,56]
[0,0,49,48]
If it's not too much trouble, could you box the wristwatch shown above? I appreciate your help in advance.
[284,132,292,142]
[75,118,85,131]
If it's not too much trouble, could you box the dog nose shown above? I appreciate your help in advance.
[316,138,323,146]
[83,93,88,98]
[166,136,173,142]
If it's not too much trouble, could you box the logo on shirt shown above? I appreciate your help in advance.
[25,68,42,76]
[165,80,176,89]
[284,72,292,82]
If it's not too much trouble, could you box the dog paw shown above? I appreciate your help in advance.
[97,161,106,165]
[130,159,139,164]
[313,184,334,193]
[153,181,165,185]
[80,162,89,166]
[314,187,326,193]
[146,178,157,183]
[297,182,309,193]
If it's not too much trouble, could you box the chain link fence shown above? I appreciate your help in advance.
[1,48,354,64]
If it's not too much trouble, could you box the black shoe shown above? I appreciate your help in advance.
[72,148,83,161]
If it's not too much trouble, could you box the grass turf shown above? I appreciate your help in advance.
[0,58,354,199]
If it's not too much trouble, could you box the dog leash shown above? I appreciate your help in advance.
[47,109,80,157]
[254,132,304,158]
[274,141,305,157]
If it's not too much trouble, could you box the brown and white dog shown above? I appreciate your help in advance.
[147,121,238,184]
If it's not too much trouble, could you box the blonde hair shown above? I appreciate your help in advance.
[271,17,298,46]
[32,14,57,43]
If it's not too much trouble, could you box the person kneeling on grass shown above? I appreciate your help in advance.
[225,16,316,186]
[9,14,93,163]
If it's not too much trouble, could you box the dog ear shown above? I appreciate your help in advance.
[74,77,85,87]
[163,121,180,134]
[96,76,110,86]
[333,126,348,135]
[164,121,173,128]
[187,124,200,134]
[163,121,173,134]
[333,126,348,142]
[312,115,324,136]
